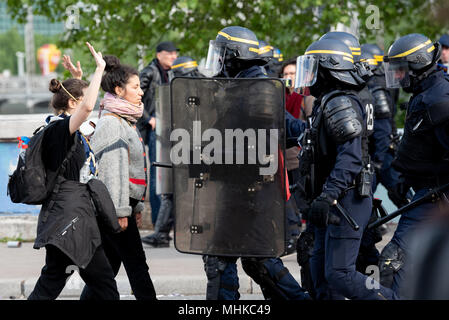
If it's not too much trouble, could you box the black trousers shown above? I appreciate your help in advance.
[28,244,119,300]
[81,213,157,300]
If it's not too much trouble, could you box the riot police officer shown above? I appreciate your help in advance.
[202,26,310,300]
[361,44,411,208]
[268,47,284,77]
[258,40,278,77]
[142,56,203,247]
[170,56,203,79]
[286,37,397,299]
[379,33,449,297]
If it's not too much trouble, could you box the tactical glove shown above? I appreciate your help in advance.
[309,193,335,228]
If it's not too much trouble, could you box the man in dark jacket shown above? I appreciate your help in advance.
[137,41,178,227]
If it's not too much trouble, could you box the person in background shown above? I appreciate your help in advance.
[437,34,449,74]
[137,41,178,229]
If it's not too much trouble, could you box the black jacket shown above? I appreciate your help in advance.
[34,177,121,269]
[137,58,168,143]
[392,70,449,189]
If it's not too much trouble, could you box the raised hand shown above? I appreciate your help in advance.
[62,55,83,80]
[86,42,106,70]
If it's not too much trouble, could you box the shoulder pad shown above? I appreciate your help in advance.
[323,95,363,144]
[371,87,391,119]
[427,100,449,125]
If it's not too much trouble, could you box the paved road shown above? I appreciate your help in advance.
[0,226,395,300]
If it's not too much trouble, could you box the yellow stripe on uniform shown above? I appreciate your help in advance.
[427,45,435,53]
[171,61,198,69]
[249,47,259,53]
[343,56,354,63]
[390,40,432,58]
[305,49,353,59]
[218,31,259,46]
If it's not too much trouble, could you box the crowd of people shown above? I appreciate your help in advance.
[21,24,449,300]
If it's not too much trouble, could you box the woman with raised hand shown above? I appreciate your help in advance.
[80,55,157,300]
[28,42,121,300]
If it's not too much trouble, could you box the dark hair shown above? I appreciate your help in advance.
[279,57,297,77]
[101,55,139,94]
[49,78,89,114]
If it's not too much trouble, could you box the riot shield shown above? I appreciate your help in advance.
[170,77,286,257]
[155,84,173,195]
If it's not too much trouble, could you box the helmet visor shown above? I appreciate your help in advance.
[295,55,318,95]
[205,40,226,77]
[385,60,410,88]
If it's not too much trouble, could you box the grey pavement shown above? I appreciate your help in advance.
[0,225,395,300]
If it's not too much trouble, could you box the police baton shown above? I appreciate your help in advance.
[334,202,360,231]
[368,182,449,230]
[152,162,173,168]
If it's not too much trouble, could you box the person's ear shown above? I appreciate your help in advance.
[115,86,123,97]
[68,98,77,110]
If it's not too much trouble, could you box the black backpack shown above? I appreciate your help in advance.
[7,120,76,205]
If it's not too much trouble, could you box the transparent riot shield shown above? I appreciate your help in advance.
[155,85,173,195]
[170,77,286,257]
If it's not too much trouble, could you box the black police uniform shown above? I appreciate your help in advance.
[202,26,310,301]
[287,38,398,300]
[379,34,449,297]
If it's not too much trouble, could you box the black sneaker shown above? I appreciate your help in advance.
[142,234,169,248]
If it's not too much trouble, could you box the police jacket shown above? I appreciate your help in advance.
[137,58,167,143]
[286,91,367,201]
[392,70,449,189]
[365,77,393,167]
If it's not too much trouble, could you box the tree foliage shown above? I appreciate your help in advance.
[5,0,447,65]
[5,0,449,76]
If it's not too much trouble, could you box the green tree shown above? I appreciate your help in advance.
[5,0,449,125]
[0,28,24,74]
[6,0,449,64]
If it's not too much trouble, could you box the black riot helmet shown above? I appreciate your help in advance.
[361,44,384,74]
[273,47,283,63]
[320,31,362,62]
[320,31,371,82]
[384,33,441,90]
[265,46,284,77]
[361,44,384,64]
[295,38,361,97]
[169,56,201,79]
[205,26,266,77]
[258,40,274,61]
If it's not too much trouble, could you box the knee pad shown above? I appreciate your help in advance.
[379,242,405,288]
